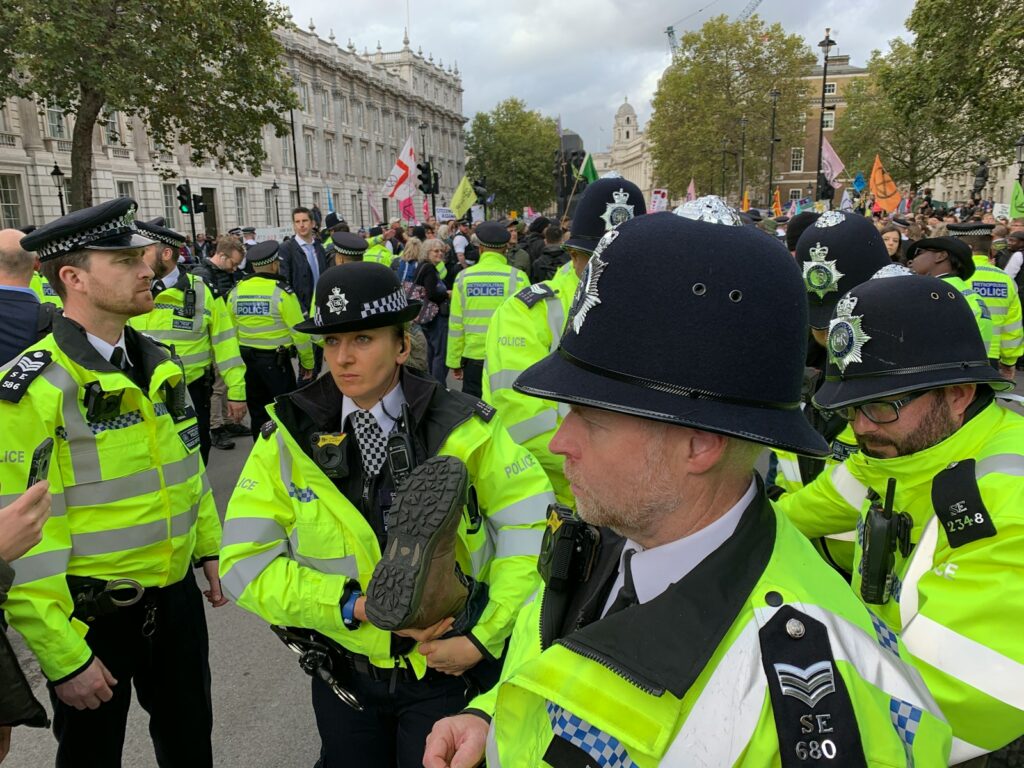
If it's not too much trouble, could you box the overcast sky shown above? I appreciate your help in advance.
[285,0,916,151]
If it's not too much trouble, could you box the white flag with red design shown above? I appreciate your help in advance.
[384,132,419,222]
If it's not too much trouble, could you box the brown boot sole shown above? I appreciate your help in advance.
[365,456,468,631]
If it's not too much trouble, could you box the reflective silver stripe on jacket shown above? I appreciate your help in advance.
[63,452,200,508]
[41,366,101,483]
[10,548,71,587]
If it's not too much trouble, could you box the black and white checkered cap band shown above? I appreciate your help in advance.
[141,229,185,250]
[334,245,365,256]
[360,288,408,319]
[37,210,140,260]
[951,227,994,237]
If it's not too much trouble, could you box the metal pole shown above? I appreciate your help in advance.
[185,178,198,245]
[815,29,834,201]
[57,185,66,216]
[357,187,364,228]
[768,89,780,206]
[739,118,747,204]
[720,147,727,199]
[290,108,302,207]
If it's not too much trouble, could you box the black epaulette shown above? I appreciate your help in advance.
[515,283,555,308]
[260,420,278,439]
[0,350,53,403]
[759,605,868,767]
[931,459,996,548]
[473,399,496,423]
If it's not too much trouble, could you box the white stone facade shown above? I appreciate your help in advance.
[591,98,655,203]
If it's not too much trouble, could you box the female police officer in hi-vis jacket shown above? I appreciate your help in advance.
[219,261,554,767]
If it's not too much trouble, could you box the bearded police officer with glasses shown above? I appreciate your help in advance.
[776,274,1024,765]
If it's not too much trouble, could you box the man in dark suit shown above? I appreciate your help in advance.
[0,229,50,365]
[279,207,329,314]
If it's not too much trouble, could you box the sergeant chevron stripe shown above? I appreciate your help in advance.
[773,660,836,708]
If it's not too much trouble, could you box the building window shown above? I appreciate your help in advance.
[350,193,358,224]
[289,191,299,210]
[300,82,311,113]
[104,110,121,145]
[332,193,340,213]
[303,132,315,170]
[235,187,247,225]
[372,107,380,133]
[824,82,836,96]
[312,191,321,209]
[340,96,348,124]
[0,101,7,132]
[321,90,330,121]
[376,148,384,180]
[325,136,337,173]
[789,189,801,201]
[0,174,24,228]
[264,188,275,225]
[355,101,364,128]
[790,148,804,172]
[115,180,134,199]
[360,143,369,176]
[344,140,353,171]
[625,130,630,139]
[283,135,292,167]
[162,184,179,229]
[46,104,66,139]
[823,111,835,130]
[625,117,630,125]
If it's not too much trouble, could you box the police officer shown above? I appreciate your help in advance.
[425,210,951,768]
[482,179,646,505]
[129,219,247,465]
[906,234,993,350]
[447,221,528,398]
[363,225,394,266]
[0,229,57,365]
[776,274,1024,763]
[220,262,553,768]
[955,222,1023,378]
[768,209,891,577]
[0,198,224,767]
[226,240,314,438]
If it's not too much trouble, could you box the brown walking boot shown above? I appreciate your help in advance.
[365,456,470,631]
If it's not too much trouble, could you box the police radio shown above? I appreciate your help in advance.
[538,504,599,592]
[182,288,196,318]
[385,404,416,487]
[860,478,912,605]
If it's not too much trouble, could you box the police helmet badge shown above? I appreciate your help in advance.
[326,286,349,314]
[871,264,914,279]
[828,294,871,372]
[673,195,742,226]
[599,188,635,231]
[815,210,846,228]
[569,231,616,333]
[803,242,844,299]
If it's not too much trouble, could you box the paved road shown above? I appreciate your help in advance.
[6,394,1023,766]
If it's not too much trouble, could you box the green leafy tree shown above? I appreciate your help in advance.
[907,0,1024,149]
[465,98,559,213]
[648,15,814,206]
[0,0,298,208]
[833,39,991,191]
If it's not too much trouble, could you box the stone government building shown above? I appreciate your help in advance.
[0,22,466,234]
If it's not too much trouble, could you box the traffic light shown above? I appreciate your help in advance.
[417,162,432,195]
[176,183,191,214]
[473,178,488,206]
[431,169,440,195]
[192,194,207,214]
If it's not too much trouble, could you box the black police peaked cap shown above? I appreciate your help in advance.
[564,178,647,253]
[515,211,830,457]
[814,275,1011,409]
[795,211,890,329]
[294,262,420,335]
[21,197,154,262]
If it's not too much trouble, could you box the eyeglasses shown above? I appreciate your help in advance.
[835,391,929,424]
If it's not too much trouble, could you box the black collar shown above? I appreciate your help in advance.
[556,477,776,699]
[52,315,168,383]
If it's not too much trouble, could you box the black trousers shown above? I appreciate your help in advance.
[241,347,296,439]
[460,357,484,399]
[186,376,213,466]
[311,667,471,768]
[47,570,213,768]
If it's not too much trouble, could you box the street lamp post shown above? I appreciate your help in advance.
[50,163,66,215]
[1016,134,1024,187]
[738,117,748,206]
[357,186,364,229]
[271,181,280,227]
[815,28,836,202]
[768,88,781,206]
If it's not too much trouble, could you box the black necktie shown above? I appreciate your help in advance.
[151,279,165,298]
[109,346,129,371]
[605,548,638,617]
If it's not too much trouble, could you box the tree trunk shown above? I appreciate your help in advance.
[69,85,105,210]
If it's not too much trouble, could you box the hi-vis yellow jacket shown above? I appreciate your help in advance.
[0,316,219,681]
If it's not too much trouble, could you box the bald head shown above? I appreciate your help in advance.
[0,229,35,286]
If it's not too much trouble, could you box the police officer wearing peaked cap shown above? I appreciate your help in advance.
[226,239,314,439]
[220,261,554,768]
[426,210,952,768]
[775,275,1024,762]
[2,198,224,766]
[482,178,647,506]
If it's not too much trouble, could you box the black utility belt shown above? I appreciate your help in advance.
[66,574,178,624]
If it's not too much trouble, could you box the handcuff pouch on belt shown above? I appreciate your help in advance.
[859,478,912,605]
[270,625,364,711]
[67,575,144,623]
[538,503,599,593]
[275,345,296,369]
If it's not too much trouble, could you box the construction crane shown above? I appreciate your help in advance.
[666,0,763,53]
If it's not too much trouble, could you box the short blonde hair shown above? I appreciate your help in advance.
[403,237,422,262]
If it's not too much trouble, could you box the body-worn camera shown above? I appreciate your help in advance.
[538,504,599,592]
[860,478,912,605]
